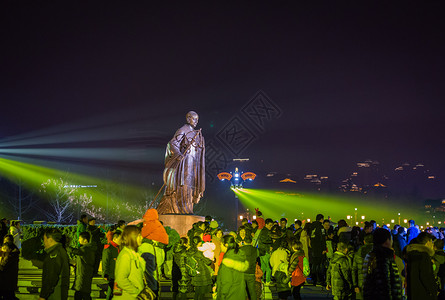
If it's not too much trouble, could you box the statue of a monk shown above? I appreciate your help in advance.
[157,111,205,214]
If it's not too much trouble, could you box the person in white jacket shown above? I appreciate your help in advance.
[198,234,216,261]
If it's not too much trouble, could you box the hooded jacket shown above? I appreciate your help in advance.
[406,243,437,300]
[216,248,249,300]
[138,239,165,292]
[141,209,169,245]
[327,251,353,298]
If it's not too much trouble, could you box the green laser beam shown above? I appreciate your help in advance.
[234,188,427,226]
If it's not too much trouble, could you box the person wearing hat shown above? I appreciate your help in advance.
[362,228,402,300]
[138,209,168,298]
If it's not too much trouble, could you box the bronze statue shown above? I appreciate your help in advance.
[156,111,205,214]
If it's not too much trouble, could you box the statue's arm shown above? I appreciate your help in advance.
[169,127,186,157]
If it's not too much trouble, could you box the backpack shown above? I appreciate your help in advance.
[291,256,309,286]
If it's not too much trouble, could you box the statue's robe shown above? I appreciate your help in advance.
[157,124,205,214]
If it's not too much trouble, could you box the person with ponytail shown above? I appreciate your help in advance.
[216,235,249,299]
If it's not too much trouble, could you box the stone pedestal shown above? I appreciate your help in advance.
[159,214,204,237]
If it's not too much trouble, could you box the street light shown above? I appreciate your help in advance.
[217,163,256,229]
[361,215,365,220]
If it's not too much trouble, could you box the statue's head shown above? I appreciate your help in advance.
[186,111,199,128]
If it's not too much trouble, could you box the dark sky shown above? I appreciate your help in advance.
[1,1,445,185]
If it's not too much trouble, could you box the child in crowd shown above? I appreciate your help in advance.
[326,242,353,300]
[289,240,309,300]
[326,228,335,262]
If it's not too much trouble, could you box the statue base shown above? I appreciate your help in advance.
[159,214,204,237]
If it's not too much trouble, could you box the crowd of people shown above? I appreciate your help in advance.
[0,210,444,299]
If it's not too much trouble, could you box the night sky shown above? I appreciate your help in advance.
[1,2,445,194]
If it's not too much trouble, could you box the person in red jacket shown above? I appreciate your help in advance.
[255,208,265,230]
[288,240,309,300]
[102,231,122,299]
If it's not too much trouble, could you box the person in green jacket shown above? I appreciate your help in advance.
[114,225,145,300]
[352,233,373,299]
[76,214,88,245]
[68,231,96,300]
[39,228,70,300]
[217,235,249,300]
[326,242,353,300]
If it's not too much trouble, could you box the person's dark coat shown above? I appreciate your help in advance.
[87,225,105,247]
[434,249,445,289]
[274,263,291,293]
[87,224,105,274]
[0,222,8,245]
[102,241,119,280]
[187,248,213,287]
[363,245,402,300]
[216,248,249,300]
[352,243,373,290]
[40,243,70,300]
[0,247,20,292]
[257,227,272,256]
[69,243,96,293]
[326,251,353,298]
[394,234,407,258]
[172,245,193,294]
[406,243,437,300]
[240,244,257,275]
[294,227,303,241]
[310,221,326,257]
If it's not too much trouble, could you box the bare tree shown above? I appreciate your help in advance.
[39,178,77,223]
[4,178,38,220]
